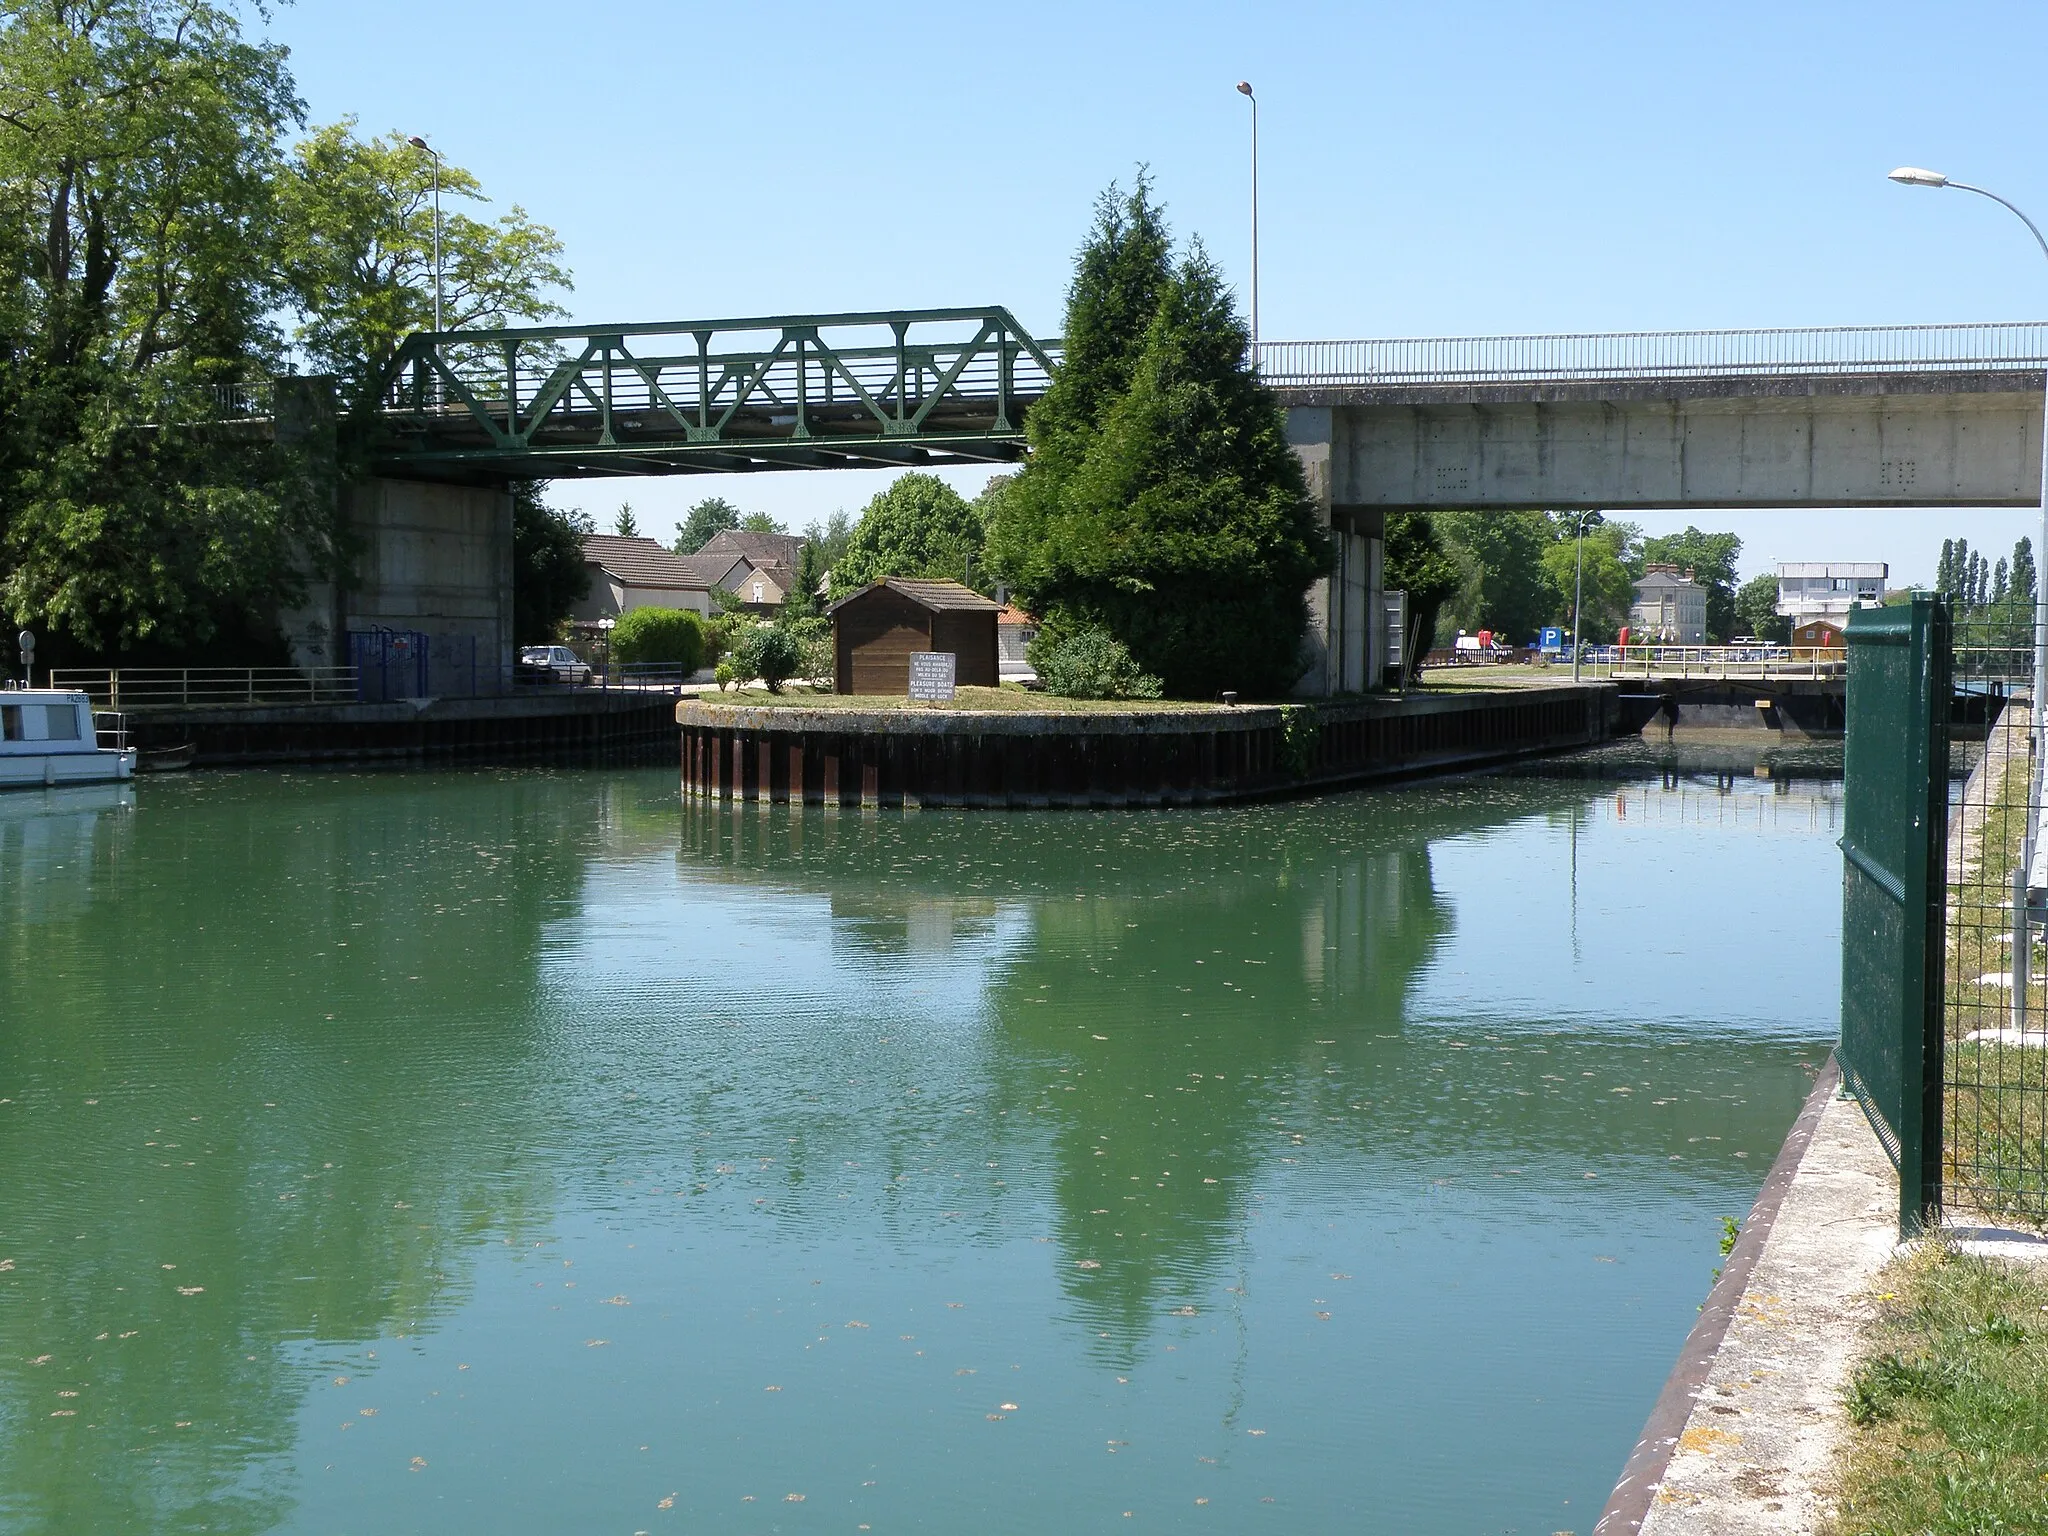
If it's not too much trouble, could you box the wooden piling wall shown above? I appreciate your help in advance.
[677,685,1618,809]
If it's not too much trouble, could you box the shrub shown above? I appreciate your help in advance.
[1028,626,1162,700]
[610,607,707,672]
[779,615,834,689]
[725,623,805,693]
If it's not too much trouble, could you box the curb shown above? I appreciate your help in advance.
[1592,1054,1842,1535]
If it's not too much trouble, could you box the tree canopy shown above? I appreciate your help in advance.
[674,496,742,554]
[275,120,568,401]
[830,473,984,597]
[0,1,575,663]
[511,487,589,644]
[984,178,1327,697]
[1636,527,1742,640]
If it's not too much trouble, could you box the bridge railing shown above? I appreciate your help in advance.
[1254,321,2048,387]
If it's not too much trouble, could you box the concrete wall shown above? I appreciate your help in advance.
[1310,382,2043,510]
[285,477,514,692]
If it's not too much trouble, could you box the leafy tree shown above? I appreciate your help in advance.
[675,496,742,553]
[0,0,347,660]
[987,184,1327,697]
[801,510,855,566]
[275,120,569,402]
[740,511,783,533]
[610,606,706,671]
[614,502,638,538]
[1536,514,1639,644]
[1435,510,1555,646]
[1735,571,1790,643]
[1635,527,1743,640]
[511,487,590,644]
[830,472,984,596]
[1936,539,1957,597]
[1993,557,2010,606]
[2014,538,2037,607]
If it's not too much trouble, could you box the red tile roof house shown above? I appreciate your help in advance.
[995,603,1038,681]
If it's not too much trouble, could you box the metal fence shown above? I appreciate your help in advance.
[1941,601,2048,1226]
[1254,320,2048,387]
[1839,594,2048,1232]
[48,667,359,709]
[1839,598,1950,1233]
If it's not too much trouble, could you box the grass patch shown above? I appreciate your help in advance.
[685,684,1235,714]
[1943,703,2048,1225]
[1827,1241,2048,1534]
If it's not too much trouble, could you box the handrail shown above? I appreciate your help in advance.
[49,667,359,709]
[1253,320,2048,387]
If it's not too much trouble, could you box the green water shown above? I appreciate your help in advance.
[0,756,1837,1535]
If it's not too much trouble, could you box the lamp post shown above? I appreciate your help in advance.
[1236,81,1259,346]
[1570,512,1593,682]
[1890,167,2048,731]
[1891,165,2048,1025]
[407,136,444,333]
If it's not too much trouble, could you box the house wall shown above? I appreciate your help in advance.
[930,612,999,687]
[836,590,935,694]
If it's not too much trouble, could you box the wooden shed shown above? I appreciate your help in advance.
[828,578,1001,695]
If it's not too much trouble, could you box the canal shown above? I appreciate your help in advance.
[0,745,1840,1534]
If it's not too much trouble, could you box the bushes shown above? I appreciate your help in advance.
[610,607,707,672]
[720,623,805,692]
[1027,626,1161,700]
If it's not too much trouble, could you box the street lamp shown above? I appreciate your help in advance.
[408,135,444,333]
[1890,166,2048,724]
[1891,165,2048,1024]
[1568,512,1595,682]
[1236,81,1259,346]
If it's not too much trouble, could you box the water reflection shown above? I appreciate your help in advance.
[0,760,1837,1535]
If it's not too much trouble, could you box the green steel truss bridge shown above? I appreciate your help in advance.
[367,307,1057,480]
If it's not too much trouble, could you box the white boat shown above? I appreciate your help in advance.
[0,688,136,787]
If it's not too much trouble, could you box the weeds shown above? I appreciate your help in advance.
[1827,1241,2048,1533]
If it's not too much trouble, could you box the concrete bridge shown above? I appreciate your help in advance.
[288,315,2048,699]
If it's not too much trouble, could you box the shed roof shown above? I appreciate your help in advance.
[827,578,1002,616]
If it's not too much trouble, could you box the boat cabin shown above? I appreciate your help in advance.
[0,689,135,786]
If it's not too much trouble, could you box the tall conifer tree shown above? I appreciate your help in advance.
[987,182,1330,697]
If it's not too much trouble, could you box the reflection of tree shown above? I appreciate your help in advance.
[0,775,599,1534]
[673,796,1460,1352]
[988,830,1452,1352]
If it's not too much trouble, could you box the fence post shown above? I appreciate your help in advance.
[1838,594,1950,1234]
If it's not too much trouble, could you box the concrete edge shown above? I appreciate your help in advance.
[1591,1055,1842,1536]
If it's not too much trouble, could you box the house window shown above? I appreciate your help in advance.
[751,581,764,602]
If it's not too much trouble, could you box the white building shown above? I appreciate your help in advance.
[1776,562,1887,623]
[1629,564,1708,643]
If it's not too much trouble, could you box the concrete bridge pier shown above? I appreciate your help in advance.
[1290,406,1387,697]
[282,476,515,693]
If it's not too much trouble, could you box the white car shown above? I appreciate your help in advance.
[520,645,592,684]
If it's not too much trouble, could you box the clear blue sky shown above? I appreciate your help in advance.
[263,0,2048,585]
